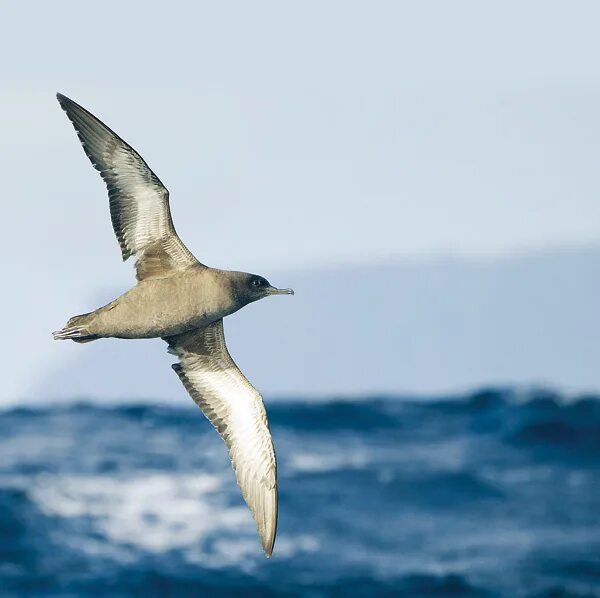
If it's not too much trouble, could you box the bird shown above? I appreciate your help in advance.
[52,93,294,557]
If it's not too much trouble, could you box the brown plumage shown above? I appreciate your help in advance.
[52,93,293,557]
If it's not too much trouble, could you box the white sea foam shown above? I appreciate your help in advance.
[20,471,324,567]
[288,438,467,475]
[273,534,320,558]
[289,450,368,473]
[28,473,252,554]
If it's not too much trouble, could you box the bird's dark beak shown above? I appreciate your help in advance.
[267,286,294,296]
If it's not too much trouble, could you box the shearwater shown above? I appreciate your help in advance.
[52,93,293,557]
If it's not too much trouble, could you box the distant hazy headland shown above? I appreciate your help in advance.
[38,246,600,401]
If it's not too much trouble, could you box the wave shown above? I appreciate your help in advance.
[6,387,599,430]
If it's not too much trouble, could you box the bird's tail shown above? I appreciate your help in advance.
[52,313,98,344]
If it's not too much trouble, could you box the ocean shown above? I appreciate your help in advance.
[0,388,598,597]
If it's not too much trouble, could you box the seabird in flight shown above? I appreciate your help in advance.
[52,93,293,557]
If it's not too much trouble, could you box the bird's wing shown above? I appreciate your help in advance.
[165,319,278,556]
[56,93,202,281]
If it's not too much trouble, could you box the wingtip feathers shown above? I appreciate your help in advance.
[258,485,277,558]
[56,92,70,107]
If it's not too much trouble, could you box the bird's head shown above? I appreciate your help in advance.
[230,272,294,306]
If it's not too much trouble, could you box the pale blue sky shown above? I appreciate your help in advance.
[2,1,600,401]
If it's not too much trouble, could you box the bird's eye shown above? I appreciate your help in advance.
[252,278,264,287]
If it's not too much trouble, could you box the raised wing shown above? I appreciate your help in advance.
[57,93,201,281]
[165,320,278,556]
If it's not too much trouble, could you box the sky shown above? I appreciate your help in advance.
[2,1,600,401]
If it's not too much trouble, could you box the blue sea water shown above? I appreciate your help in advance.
[0,388,598,597]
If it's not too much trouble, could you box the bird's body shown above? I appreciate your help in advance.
[52,93,292,557]
[66,267,250,340]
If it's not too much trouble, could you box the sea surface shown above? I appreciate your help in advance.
[0,388,598,597]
